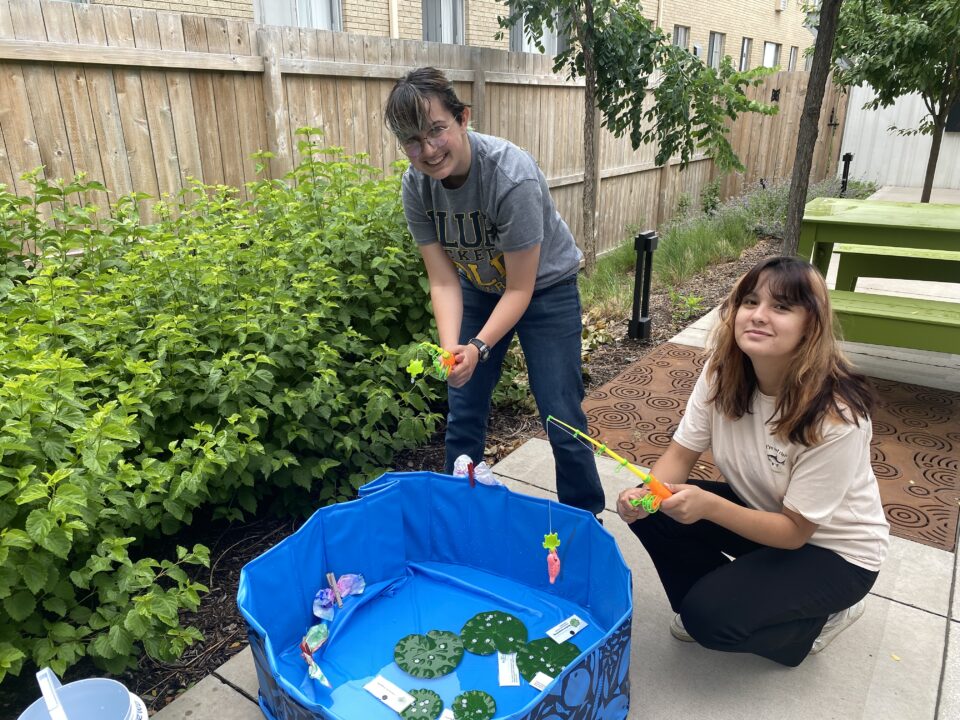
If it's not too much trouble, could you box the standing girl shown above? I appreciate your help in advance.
[617,256,889,666]
[385,67,604,515]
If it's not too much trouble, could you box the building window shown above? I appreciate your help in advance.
[708,32,725,69]
[509,10,569,55]
[253,0,341,31]
[787,46,799,71]
[423,0,463,44]
[673,25,690,50]
[740,37,753,71]
[805,52,814,71]
[762,41,782,68]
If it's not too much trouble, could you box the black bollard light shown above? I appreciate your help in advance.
[628,230,658,340]
[840,152,853,196]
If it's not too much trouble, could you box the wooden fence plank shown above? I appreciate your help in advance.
[157,11,202,189]
[363,34,384,169]
[42,0,108,207]
[229,19,263,189]
[0,115,14,192]
[314,30,341,149]
[101,4,160,206]
[282,24,307,165]
[182,13,224,186]
[72,2,131,200]
[10,0,75,184]
[332,31,355,153]
[258,26,291,178]
[205,16,244,189]
[0,6,42,196]
[131,8,182,199]
[347,34,369,161]
[0,37,264,72]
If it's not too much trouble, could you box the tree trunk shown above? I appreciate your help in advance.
[782,0,844,257]
[580,0,598,273]
[920,120,945,203]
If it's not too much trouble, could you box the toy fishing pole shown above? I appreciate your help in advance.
[546,416,672,513]
[406,342,458,382]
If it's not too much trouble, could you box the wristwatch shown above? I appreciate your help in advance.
[468,338,491,362]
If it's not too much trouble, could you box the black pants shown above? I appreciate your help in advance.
[629,480,878,666]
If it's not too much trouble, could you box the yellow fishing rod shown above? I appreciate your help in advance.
[546,416,673,513]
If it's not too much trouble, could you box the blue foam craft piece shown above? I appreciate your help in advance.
[237,472,633,720]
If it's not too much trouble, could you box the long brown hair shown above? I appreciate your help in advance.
[707,256,873,446]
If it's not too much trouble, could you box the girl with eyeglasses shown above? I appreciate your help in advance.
[385,66,604,517]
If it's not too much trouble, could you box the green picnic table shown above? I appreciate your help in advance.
[797,198,960,354]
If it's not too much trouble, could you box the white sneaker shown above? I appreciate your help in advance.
[810,599,866,655]
[670,613,695,642]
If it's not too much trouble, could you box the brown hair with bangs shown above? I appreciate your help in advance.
[706,255,874,446]
[384,67,469,142]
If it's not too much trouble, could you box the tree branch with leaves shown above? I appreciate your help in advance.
[833,0,960,203]
[498,0,776,271]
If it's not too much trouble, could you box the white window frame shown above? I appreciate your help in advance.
[672,25,690,51]
[763,41,782,68]
[739,37,753,71]
[423,0,464,45]
[787,45,799,71]
[708,32,725,69]
[253,0,342,31]
[509,9,569,55]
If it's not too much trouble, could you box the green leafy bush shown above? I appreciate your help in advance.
[0,132,440,682]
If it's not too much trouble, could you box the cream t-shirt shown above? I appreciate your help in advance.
[673,367,889,571]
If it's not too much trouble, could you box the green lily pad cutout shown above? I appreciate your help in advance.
[394,630,464,679]
[401,689,443,720]
[452,690,496,720]
[460,611,528,656]
[516,637,581,683]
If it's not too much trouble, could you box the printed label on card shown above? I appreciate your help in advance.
[440,709,455,720]
[363,676,414,713]
[546,614,588,643]
[530,671,554,691]
[498,652,520,686]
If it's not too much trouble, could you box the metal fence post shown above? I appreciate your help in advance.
[628,230,658,340]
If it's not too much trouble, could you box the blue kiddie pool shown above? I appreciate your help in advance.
[238,472,632,720]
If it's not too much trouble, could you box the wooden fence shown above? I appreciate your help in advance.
[0,0,847,254]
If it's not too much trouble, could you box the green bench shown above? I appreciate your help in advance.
[829,290,960,354]
[834,244,960,291]
[798,198,960,354]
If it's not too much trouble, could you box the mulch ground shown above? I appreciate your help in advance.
[0,238,779,719]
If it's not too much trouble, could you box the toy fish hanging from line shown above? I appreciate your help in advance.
[543,532,561,584]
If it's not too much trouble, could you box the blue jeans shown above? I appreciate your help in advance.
[443,275,605,514]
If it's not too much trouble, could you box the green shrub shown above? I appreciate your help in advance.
[0,132,441,682]
[699,179,721,216]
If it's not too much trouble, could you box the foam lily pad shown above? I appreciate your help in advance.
[452,690,496,720]
[394,630,464,679]
[400,689,443,720]
[460,611,528,656]
[516,637,581,683]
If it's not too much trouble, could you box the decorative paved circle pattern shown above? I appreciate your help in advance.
[580,343,959,553]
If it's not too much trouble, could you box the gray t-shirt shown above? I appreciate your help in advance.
[401,132,582,294]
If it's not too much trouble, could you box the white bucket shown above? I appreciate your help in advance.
[18,668,147,720]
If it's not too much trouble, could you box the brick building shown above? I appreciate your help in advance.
[78,0,815,71]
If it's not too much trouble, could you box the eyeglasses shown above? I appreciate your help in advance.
[398,124,451,159]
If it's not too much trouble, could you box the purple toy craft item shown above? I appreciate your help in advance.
[313,573,366,621]
[452,454,503,487]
